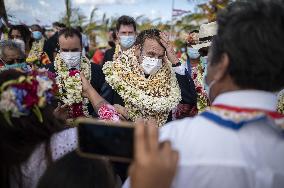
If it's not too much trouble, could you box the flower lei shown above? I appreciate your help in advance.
[26,39,51,67]
[0,69,58,125]
[277,92,284,114]
[191,63,210,112]
[98,104,120,121]
[103,48,182,126]
[54,54,91,118]
[113,43,122,60]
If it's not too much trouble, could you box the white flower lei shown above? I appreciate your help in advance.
[54,54,91,117]
[103,48,182,126]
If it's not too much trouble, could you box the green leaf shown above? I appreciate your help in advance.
[3,112,13,126]
[33,106,43,123]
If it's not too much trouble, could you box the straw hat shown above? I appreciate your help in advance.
[192,21,217,50]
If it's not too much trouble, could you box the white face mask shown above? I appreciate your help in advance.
[141,56,163,75]
[60,52,81,70]
[120,35,135,49]
[13,39,25,53]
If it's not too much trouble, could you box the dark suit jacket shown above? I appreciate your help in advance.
[46,62,105,116]
[102,47,115,65]
[101,73,197,122]
[43,32,59,64]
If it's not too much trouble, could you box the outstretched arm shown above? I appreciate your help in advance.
[80,73,109,113]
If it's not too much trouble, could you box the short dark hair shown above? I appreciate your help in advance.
[189,30,199,34]
[58,27,82,47]
[37,151,116,188]
[30,24,42,32]
[8,25,31,45]
[116,15,136,32]
[135,28,165,51]
[211,0,284,92]
[52,22,61,28]
[58,23,66,28]
[75,26,83,33]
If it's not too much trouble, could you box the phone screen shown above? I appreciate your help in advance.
[78,121,134,162]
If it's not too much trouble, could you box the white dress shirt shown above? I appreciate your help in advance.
[123,90,284,188]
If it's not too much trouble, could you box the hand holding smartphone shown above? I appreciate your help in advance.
[76,118,134,163]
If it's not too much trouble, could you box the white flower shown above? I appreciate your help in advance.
[0,89,19,116]
[102,49,182,126]
[55,54,91,117]
[36,76,53,96]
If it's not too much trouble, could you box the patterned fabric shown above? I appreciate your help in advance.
[191,63,210,112]
[11,128,78,188]
[201,104,284,131]
[172,104,198,120]
[277,90,284,114]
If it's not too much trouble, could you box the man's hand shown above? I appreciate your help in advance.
[80,73,93,98]
[113,104,129,121]
[160,32,179,65]
[129,119,179,188]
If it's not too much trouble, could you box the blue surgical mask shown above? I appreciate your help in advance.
[187,47,200,59]
[200,56,208,74]
[3,62,28,70]
[120,35,135,49]
[32,31,43,40]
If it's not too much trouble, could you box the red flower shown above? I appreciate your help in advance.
[70,102,85,118]
[196,86,203,93]
[69,70,80,77]
[15,80,40,108]
[193,73,197,79]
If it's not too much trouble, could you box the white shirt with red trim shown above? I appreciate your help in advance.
[123,90,284,188]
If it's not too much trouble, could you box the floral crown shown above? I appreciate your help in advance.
[0,69,58,125]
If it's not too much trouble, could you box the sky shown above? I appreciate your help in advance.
[4,0,208,26]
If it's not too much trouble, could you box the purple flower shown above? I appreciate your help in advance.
[12,87,29,114]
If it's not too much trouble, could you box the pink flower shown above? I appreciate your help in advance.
[98,104,120,121]
[69,70,80,77]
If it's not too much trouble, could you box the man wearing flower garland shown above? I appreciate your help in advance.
[99,29,197,126]
[103,15,137,63]
[26,24,51,68]
[54,28,105,118]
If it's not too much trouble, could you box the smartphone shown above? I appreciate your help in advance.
[76,118,134,163]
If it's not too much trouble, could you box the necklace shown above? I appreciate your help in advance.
[54,54,91,118]
[103,48,181,126]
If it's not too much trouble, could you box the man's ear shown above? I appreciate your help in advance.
[212,53,230,81]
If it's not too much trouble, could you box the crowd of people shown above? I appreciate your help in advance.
[0,0,284,187]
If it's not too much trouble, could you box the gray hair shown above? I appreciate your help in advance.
[0,40,25,59]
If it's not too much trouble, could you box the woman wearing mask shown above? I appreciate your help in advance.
[0,40,31,72]
[8,25,33,56]
[26,24,51,67]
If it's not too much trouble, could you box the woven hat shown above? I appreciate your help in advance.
[192,21,217,50]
